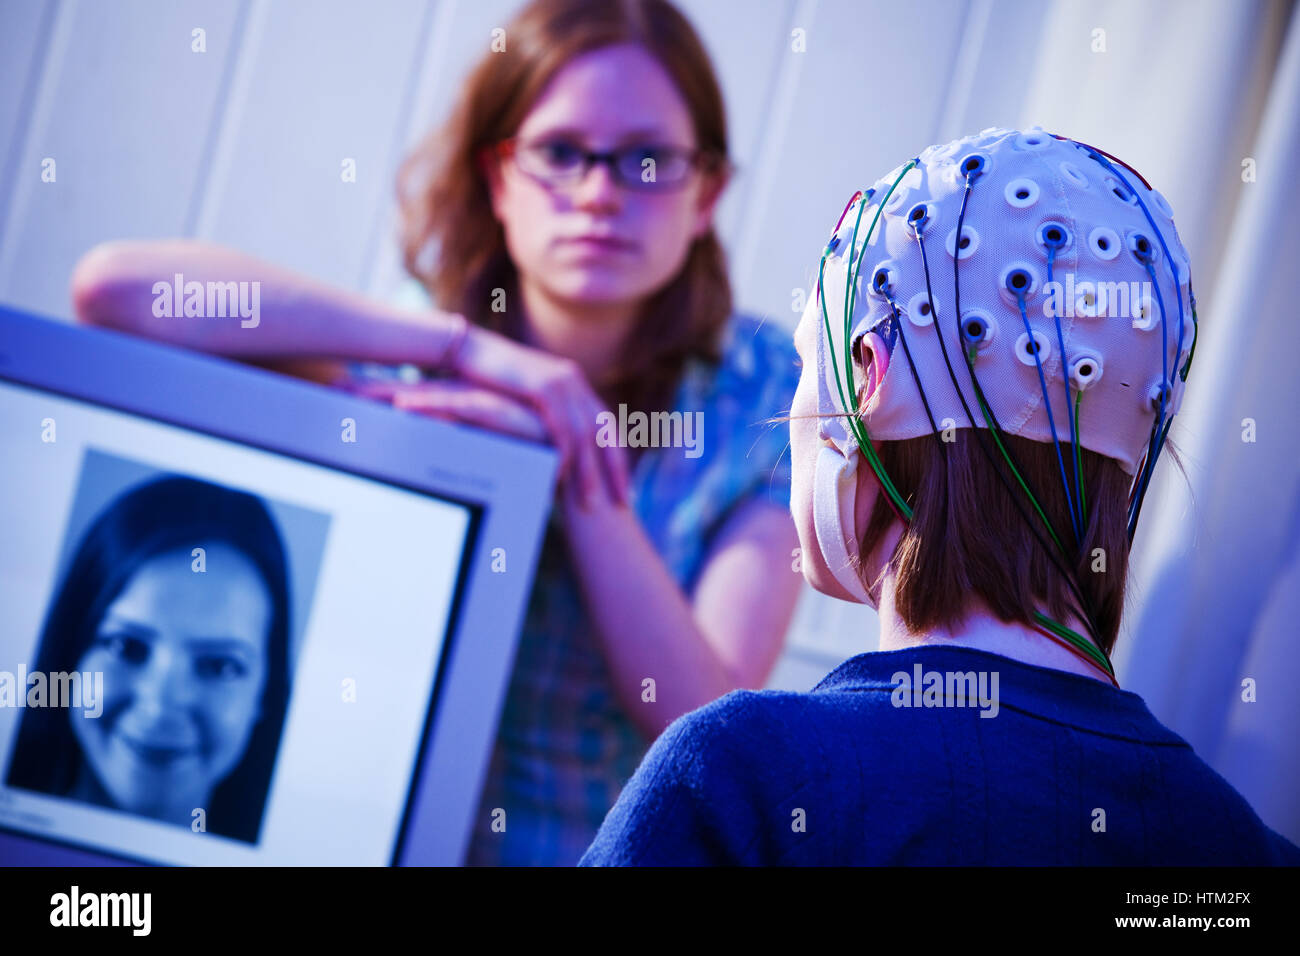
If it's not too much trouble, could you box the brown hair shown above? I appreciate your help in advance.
[397,0,734,414]
[858,431,1133,655]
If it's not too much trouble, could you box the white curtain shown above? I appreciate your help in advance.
[1124,3,1300,843]
[1005,0,1300,841]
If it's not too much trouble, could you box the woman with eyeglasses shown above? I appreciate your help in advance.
[70,0,803,865]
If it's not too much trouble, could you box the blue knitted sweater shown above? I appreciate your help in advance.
[580,646,1300,865]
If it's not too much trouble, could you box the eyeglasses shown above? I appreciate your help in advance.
[489,136,716,192]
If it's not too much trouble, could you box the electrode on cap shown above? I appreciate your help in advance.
[1015,330,1052,366]
[870,264,898,297]
[1070,354,1104,391]
[1147,380,1173,411]
[906,291,938,327]
[959,310,996,350]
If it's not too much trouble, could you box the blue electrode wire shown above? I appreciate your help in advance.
[1074,147,1191,539]
[1014,287,1084,546]
[1045,246,1086,534]
[912,215,978,430]
[949,174,1039,461]
[1128,255,1171,533]
[910,187,1030,465]
[949,171,1071,555]
[880,291,945,444]
[1129,279,1198,534]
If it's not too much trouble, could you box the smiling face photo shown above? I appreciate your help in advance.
[4,457,326,845]
[67,541,273,826]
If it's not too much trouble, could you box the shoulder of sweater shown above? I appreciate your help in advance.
[657,686,825,778]
[667,672,990,777]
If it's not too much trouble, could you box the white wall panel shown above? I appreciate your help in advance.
[0,0,242,317]
[195,0,429,290]
[728,0,970,329]
[0,0,58,243]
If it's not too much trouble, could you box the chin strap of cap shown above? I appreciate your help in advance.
[812,440,874,604]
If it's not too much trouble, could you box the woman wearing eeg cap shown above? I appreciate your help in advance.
[581,128,1300,865]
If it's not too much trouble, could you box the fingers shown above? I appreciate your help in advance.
[542,371,630,509]
[455,332,608,503]
[341,379,549,444]
[537,376,593,506]
[373,329,633,509]
[396,388,548,443]
[568,388,601,507]
[530,385,579,497]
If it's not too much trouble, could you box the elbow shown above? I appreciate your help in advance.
[70,241,145,328]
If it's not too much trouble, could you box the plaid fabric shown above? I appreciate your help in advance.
[464,313,800,865]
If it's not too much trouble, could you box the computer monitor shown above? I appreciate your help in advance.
[0,305,556,866]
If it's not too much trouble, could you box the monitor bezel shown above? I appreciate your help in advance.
[0,305,558,866]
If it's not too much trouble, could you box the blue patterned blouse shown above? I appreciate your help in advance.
[360,292,800,865]
[467,313,799,865]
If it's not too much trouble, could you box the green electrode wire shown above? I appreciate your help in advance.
[817,161,1115,680]
[971,385,1068,558]
[817,161,915,517]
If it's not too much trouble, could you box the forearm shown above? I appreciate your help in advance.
[70,239,463,366]
[559,488,738,740]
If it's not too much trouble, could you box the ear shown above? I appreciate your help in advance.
[854,330,890,407]
[691,163,731,239]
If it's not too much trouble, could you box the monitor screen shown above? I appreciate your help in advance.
[0,378,476,866]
